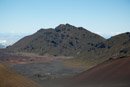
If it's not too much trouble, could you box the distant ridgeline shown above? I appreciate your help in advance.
[7,24,130,58]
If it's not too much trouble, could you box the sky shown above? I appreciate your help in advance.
[0,0,130,45]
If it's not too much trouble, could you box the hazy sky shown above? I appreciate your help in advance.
[0,0,130,45]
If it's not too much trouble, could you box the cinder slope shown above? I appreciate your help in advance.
[69,56,130,87]
[0,63,40,87]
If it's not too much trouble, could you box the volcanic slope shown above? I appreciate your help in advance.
[7,24,105,56]
[67,56,130,87]
[64,32,130,69]
[0,63,40,87]
[98,32,130,58]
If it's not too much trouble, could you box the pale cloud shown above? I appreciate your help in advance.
[0,40,7,44]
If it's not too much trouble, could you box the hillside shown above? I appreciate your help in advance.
[99,32,130,58]
[7,24,105,56]
[0,63,40,87]
[67,56,130,87]
[64,32,130,69]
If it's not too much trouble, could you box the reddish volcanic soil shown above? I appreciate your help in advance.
[68,56,130,87]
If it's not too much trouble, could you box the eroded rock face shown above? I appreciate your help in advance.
[7,24,105,56]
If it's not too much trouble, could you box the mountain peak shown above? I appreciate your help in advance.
[55,23,76,31]
[7,24,105,56]
[56,23,74,27]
